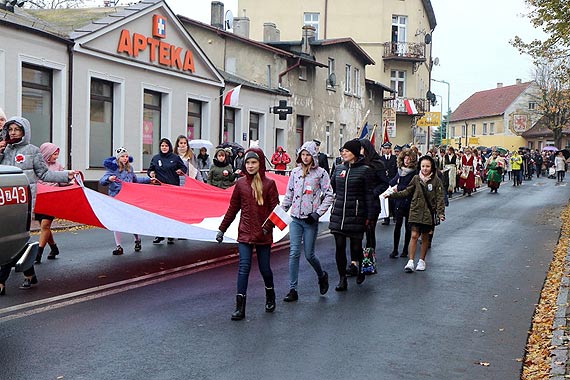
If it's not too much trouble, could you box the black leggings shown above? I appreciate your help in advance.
[334,233,363,276]
[558,171,565,182]
[393,210,411,253]
[364,219,378,250]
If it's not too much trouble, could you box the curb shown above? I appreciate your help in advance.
[550,243,570,379]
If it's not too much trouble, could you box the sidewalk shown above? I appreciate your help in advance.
[30,219,84,233]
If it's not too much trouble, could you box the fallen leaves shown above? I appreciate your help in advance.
[521,204,570,380]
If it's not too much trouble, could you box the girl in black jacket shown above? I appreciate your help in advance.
[329,139,375,291]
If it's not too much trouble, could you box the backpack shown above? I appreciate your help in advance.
[361,247,377,275]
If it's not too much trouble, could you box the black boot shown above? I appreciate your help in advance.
[35,246,45,264]
[318,271,329,295]
[265,287,276,313]
[47,244,59,259]
[231,294,246,321]
[356,263,366,284]
[335,276,348,291]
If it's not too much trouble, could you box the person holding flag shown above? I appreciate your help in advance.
[280,141,334,302]
[216,147,280,321]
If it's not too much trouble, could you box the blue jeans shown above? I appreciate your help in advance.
[236,243,273,295]
[288,217,323,290]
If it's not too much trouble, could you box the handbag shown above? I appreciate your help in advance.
[420,183,440,226]
[460,166,470,179]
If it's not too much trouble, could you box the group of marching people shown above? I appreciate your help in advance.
[216,138,446,321]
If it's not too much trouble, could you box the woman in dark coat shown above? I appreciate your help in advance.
[389,148,417,258]
[329,139,375,291]
[217,147,280,321]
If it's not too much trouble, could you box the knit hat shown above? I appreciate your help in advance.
[115,146,128,159]
[342,139,361,157]
[244,151,260,162]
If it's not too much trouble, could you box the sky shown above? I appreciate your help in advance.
[109,0,545,113]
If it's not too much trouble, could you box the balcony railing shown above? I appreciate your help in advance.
[383,42,426,61]
[383,97,428,115]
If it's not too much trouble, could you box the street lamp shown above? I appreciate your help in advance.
[431,78,450,142]
[435,94,443,145]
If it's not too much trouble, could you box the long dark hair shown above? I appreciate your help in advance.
[418,155,436,175]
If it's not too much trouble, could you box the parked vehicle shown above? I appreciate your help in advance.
[0,165,37,270]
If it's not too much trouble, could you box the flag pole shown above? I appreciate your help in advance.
[355,109,370,137]
[370,123,377,139]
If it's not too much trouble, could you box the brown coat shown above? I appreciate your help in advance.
[218,148,279,244]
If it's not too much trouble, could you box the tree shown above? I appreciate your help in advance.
[531,60,570,148]
[24,0,85,9]
[512,1,570,70]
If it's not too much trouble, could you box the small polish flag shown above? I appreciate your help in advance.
[403,98,418,115]
[223,85,242,107]
[267,205,292,231]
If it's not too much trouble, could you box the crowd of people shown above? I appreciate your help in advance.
[2,106,568,322]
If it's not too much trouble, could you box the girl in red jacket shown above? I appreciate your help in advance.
[216,147,280,321]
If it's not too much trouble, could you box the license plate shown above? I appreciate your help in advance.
[0,186,28,206]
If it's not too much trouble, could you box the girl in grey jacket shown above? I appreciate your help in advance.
[280,141,334,301]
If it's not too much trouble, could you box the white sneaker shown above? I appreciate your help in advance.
[416,259,426,271]
[404,260,415,273]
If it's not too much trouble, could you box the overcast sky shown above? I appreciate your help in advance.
[162,0,544,113]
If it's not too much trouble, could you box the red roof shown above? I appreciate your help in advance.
[450,82,533,122]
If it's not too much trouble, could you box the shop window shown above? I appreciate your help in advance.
[224,108,235,143]
[22,64,52,147]
[89,79,113,168]
[143,90,162,169]
[249,112,260,142]
[187,99,202,139]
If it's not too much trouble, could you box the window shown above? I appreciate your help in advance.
[390,70,406,97]
[187,99,202,139]
[461,125,466,137]
[529,102,537,111]
[482,123,488,135]
[471,124,476,136]
[296,116,305,148]
[223,108,235,143]
[353,68,360,97]
[22,64,52,146]
[450,126,455,138]
[249,112,260,142]
[303,12,319,39]
[391,15,407,55]
[299,65,307,80]
[344,64,351,93]
[327,58,335,89]
[490,122,495,135]
[89,79,113,168]
[143,90,162,169]
[326,122,332,154]
[339,124,345,147]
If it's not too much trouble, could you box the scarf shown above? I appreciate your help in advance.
[398,167,415,176]
[419,171,433,183]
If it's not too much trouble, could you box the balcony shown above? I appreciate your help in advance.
[383,42,426,73]
[383,97,428,116]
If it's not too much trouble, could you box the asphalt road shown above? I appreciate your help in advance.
[0,177,568,380]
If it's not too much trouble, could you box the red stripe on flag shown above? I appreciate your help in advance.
[269,211,288,230]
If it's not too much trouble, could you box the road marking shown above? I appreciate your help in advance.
[0,235,311,323]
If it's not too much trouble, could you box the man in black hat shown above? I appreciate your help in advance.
[379,141,397,225]
[313,139,330,174]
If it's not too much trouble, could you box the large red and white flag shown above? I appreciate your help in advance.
[35,173,293,244]
[267,205,292,230]
[403,98,418,115]
[223,85,242,107]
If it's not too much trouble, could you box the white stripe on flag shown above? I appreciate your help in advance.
[268,205,292,230]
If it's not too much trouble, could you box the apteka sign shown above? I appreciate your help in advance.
[117,14,195,73]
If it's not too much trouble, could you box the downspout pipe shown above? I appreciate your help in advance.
[278,58,301,87]
[66,42,74,169]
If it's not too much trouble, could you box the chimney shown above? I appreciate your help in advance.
[211,1,224,29]
[516,78,522,85]
[497,82,503,88]
[263,22,280,42]
[233,17,250,39]
[302,25,316,54]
